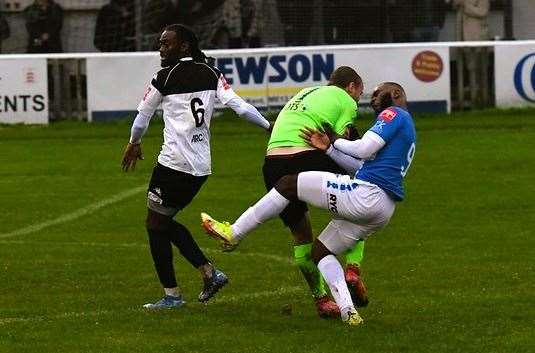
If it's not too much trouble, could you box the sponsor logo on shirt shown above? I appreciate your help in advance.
[373,120,386,132]
[220,76,231,90]
[143,86,152,101]
[326,181,358,191]
[148,190,163,205]
[191,133,204,142]
[379,108,397,122]
[328,194,338,214]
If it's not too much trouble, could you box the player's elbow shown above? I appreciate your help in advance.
[232,103,249,117]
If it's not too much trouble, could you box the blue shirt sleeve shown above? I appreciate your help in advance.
[369,108,402,143]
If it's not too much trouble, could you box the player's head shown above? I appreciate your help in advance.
[159,24,208,67]
[328,66,363,102]
[370,82,407,114]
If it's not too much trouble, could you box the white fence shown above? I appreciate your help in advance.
[1,41,535,124]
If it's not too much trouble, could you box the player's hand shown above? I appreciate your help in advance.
[121,143,143,172]
[321,123,340,144]
[300,127,330,151]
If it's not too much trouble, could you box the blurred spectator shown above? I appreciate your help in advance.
[94,0,136,52]
[24,0,63,53]
[410,0,448,42]
[453,0,489,41]
[453,0,490,107]
[325,0,386,44]
[141,0,178,50]
[277,0,312,46]
[243,0,284,47]
[0,11,9,53]
[240,0,260,47]
[188,0,243,49]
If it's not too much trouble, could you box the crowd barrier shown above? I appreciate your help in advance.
[0,41,534,124]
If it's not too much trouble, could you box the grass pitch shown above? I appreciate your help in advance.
[1,109,534,353]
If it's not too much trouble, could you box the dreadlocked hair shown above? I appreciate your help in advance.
[164,24,210,64]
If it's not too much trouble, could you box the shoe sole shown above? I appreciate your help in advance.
[347,315,364,326]
[143,302,185,310]
[201,214,234,246]
[318,310,340,319]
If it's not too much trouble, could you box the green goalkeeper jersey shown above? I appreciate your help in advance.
[267,85,358,150]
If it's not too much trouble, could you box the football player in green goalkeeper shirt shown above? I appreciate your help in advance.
[220,66,368,317]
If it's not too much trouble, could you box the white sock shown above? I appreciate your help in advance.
[164,287,181,297]
[232,188,290,240]
[317,255,355,320]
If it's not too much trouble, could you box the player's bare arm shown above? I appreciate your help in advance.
[300,126,364,175]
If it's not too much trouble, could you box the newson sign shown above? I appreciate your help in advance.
[0,58,49,124]
[86,45,450,121]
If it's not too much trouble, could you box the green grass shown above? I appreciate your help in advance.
[1,108,534,353]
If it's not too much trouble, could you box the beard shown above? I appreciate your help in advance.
[160,56,179,67]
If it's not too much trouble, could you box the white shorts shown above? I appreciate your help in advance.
[297,171,396,254]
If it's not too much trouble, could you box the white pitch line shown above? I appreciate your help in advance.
[0,286,305,326]
[0,185,146,239]
[0,239,294,266]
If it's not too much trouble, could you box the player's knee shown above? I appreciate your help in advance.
[311,240,332,265]
[288,216,313,244]
[274,174,298,201]
[145,210,172,231]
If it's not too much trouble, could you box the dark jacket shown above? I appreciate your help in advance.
[0,12,10,41]
[24,1,63,53]
[94,0,136,52]
[413,0,448,28]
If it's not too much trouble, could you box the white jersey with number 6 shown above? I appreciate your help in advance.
[137,57,240,176]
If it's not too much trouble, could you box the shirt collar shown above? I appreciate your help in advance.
[180,57,193,61]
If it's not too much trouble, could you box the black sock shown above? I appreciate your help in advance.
[147,228,178,289]
[168,221,209,269]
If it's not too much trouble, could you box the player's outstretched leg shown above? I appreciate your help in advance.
[344,240,369,307]
[201,185,292,247]
[201,212,238,248]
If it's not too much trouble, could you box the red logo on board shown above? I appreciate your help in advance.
[25,69,35,84]
[412,50,443,82]
[380,108,397,122]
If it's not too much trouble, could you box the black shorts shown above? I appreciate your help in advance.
[262,150,345,227]
[148,163,208,213]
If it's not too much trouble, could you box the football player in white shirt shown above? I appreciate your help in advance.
[121,24,271,309]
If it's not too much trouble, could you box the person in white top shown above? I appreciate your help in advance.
[121,24,271,309]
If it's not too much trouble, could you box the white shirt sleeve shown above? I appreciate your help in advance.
[333,130,386,159]
[137,82,162,118]
[225,96,270,130]
[325,145,364,175]
[130,81,162,144]
[129,111,152,144]
[215,74,238,105]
